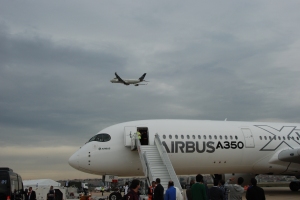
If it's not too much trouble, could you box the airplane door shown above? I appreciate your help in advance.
[124,126,136,147]
[241,128,255,148]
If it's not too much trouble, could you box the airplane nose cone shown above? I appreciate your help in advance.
[68,153,79,169]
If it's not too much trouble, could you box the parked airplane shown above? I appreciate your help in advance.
[68,119,300,192]
[110,72,148,86]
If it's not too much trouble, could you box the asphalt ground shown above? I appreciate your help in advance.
[91,187,299,200]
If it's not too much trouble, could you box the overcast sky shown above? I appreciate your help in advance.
[1,1,300,180]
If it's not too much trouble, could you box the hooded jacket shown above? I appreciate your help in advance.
[224,180,244,200]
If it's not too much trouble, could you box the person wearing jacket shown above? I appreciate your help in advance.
[224,177,244,200]
[153,178,164,200]
[246,178,265,200]
[165,181,176,200]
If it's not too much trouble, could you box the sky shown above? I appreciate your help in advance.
[1,1,300,180]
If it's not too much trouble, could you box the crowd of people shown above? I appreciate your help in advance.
[123,174,265,200]
[26,175,265,200]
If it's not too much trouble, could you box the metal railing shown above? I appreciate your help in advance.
[154,133,182,191]
[135,136,151,186]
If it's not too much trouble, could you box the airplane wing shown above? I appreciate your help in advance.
[278,148,300,164]
[115,72,129,85]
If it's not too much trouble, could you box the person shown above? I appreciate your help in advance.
[153,178,164,200]
[186,180,195,200]
[124,182,129,195]
[218,180,228,200]
[191,174,207,200]
[208,179,224,200]
[126,179,140,200]
[27,187,36,200]
[136,129,141,142]
[24,189,29,200]
[246,178,265,200]
[101,187,105,196]
[165,181,176,200]
[224,177,244,200]
[47,186,55,200]
[148,181,156,200]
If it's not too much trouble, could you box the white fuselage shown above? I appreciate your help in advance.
[68,120,300,177]
[110,78,141,84]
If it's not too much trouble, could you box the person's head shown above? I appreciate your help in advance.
[125,182,128,186]
[190,180,195,187]
[250,178,257,186]
[220,180,225,186]
[168,181,174,188]
[156,178,161,184]
[29,187,32,192]
[237,177,244,185]
[196,174,203,183]
[50,186,53,190]
[129,179,140,191]
[152,181,156,187]
[213,179,219,186]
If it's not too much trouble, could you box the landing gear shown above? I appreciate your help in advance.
[289,181,300,191]
[109,192,122,200]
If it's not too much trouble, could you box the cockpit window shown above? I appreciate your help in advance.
[87,133,111,143]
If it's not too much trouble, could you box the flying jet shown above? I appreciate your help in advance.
[69,119,300,193]
[110,72,148,86]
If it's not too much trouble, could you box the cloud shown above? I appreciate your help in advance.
[1,1,300,179]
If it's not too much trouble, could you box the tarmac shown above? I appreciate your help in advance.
[91,187,300,200]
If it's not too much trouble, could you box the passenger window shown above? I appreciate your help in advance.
[214,135,217,139]
[204,135,206,139]
[264,136,267,140]
[230,135,233,140]
[220,135,222,140]
[269,136,272,140]
[169,135,172,139]
[283,136,286,140]
[259,136,262,140]
[163,135,166,139]
[175,135,178,139]
[181,135,184,139]
[235,136,238,140]
[274,136,276,140]
[278,136,281,140]
[187,135,190,139]
[192,135,195,139]
[225,135,228,140]
[198,135,201,139]
[209,135,212,139]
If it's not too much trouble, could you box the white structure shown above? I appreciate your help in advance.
[23,179,61,187]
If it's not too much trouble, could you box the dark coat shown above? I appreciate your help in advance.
[27,191,36,200]
[153,184,164,200]
[246,186,265,200]
[208,186,224,200]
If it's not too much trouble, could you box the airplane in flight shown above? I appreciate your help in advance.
[68,119,300,194]
[110,72,148,86]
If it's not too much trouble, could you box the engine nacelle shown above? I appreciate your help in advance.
[213,173,256,187]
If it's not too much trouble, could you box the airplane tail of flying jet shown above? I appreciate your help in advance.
[139,73,147,81]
